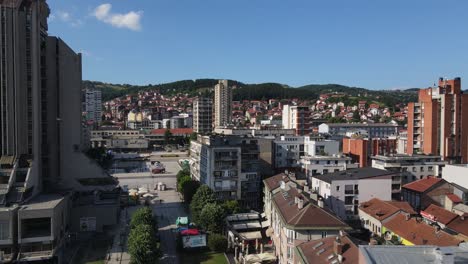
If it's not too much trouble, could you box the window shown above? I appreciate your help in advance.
[428,166,433,171]
[323,169,329,174]
[287,246,293,259]
[321,231,327,238]
[345,196,353,205]
[412,167,417,172]
[420,167,424,172]
[0,221,9,240]
[336,186,340,191]
[345,185,353,194]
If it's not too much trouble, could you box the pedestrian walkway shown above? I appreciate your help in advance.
[105,207,135,264]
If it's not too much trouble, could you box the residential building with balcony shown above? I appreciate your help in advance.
[214,80,232,128]
[318,123,398,139]
[193,97,213,134]
[282,105,312,136]
[407,78,468,163]
[311,168,394,220]
[263,173,350,264]
[190,135,262,209]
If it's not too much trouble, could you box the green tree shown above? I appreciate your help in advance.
[164,128,172,145]
[351,110,361,122]
[198,203,227,233]
[208,233,228,252]
[130,207,157,231]
[128,224,160,264]
[177,175,191,193]
[222,200,241,215]
[189,132,198,141]
[190,185,217,224]
[181,180,200,204]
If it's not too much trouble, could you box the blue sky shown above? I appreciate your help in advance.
[47,0,468,89]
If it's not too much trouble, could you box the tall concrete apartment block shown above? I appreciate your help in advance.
[190,135,261,209]
[214,80,232,128]
[407,78,468,163]
[282,105,311,136]
[0,1,119,261]
[193,97,213,134]
[84,89,102,126]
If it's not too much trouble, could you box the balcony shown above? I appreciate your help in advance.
[216,155,238,161]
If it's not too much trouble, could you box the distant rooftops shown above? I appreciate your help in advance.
[359,198,415,221]
[312,167,396,184]
[323,123,398,127]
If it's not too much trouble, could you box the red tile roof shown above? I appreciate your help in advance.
[421,204,458,225]
[383,213,461,246]
[402,177,443,193]
[386,201,417,215]
[150,128,193,135]
[447,216,468,237]
[296,234,359,264]
[447,194,463,203]
[263,173,290,191]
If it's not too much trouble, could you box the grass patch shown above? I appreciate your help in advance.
[86,261,105,264]
[180,250,227,264]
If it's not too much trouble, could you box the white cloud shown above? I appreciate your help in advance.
[92,3,142,31]
[52,10,84,28]
[57,11,71,22]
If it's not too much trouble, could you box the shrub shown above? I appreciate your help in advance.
[208,233,228,252]
[128,224,160,263]
[130,207,157,231]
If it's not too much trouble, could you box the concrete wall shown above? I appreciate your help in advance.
[443,164,468,189]
[70,203,119,233]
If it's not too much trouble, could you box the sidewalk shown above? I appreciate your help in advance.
[105,207,135,264]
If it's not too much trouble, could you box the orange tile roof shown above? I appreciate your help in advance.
[296,234,359,264]
[386,201,417,215]
[383,213,461,246]
[402,177,443,193]
[421,204,458,225]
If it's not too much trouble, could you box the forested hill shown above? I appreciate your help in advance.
[83,79,419,106]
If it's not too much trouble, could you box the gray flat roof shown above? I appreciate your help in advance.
[312,167,395,184]
[372,154,442,161]
[302,155,352,161]
[359,245,468,264]
[20,194,65,210]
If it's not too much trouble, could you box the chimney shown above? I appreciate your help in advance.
[338,254,343,263]
[405,214,410,221]
[304,184,310,193]
[434,225,441,233]
[298,198,304,209]
[461,215,465,221]
[333,237,343,255]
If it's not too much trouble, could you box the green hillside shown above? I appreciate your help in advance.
[83,79,419,107]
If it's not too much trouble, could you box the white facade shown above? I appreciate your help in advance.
[311,176,392,220]
[442,164,468,189]
[84,89,102,125]
[193,97,212,134]
[371,154,445,181]
[301,155,358,181]
[304,138,339,156]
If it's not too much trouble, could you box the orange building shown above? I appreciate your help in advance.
[343,137,397,168]
[407,78,468,163]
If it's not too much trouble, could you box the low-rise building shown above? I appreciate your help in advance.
[371,154,445,181]
[420,204,458,229]
[263,173,350,264]
[382,212,461,246]
[311,168,395,220]
[300,155,358,182]
[401,177,453,212]
[358,198,415,236]
[343,136,397,167]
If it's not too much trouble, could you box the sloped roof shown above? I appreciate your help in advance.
[296,234,359,264]
[383,213,461,247]
[403,177,444,193]
[359,198,415,221]
[422,204,458,225]
[272,187,348,230]
[263,173,290,191]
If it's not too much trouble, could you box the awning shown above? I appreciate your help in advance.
[232,222,261,230]
[238,231,262,240]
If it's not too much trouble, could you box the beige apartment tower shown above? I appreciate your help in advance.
[214,80,232,128]
[193,97,213,134]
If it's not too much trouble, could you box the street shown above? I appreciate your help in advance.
[109,155,188,264]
